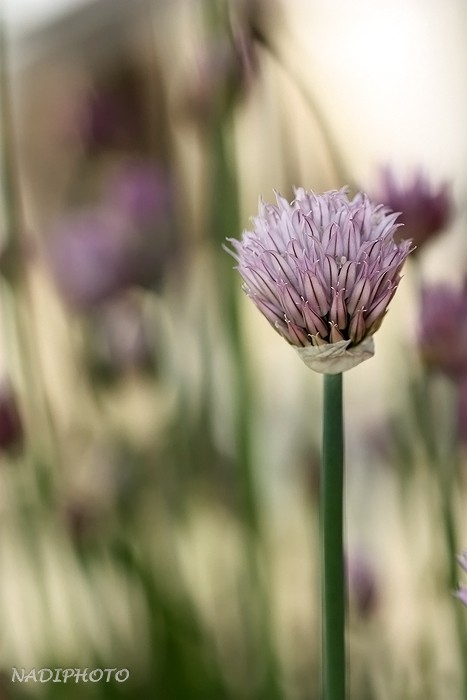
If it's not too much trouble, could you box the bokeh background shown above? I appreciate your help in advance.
[1,0,467,698]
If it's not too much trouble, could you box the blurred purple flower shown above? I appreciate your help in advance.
[418,281,467,379]
[48,161,177,310]
[48,208,135,309]
[226,187,412,373]
[0,381,23,452]
[346,551,378,619]
[374,168,453,252]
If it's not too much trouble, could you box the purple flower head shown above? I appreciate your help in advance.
[226,187,412,373]
[374,167,453,252]
[418,281,467,379]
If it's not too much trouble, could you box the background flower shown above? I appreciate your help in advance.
[373,167,453,252]
[47,160,177,310]
[103,159,173,228]
[47,207,132,309]
[227,188,412,364]
[417,281,467,379]
[346,550,379,619]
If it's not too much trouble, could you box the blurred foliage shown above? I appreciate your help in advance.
[0,0,466,699]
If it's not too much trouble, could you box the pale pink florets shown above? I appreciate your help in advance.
[227,187,412,353]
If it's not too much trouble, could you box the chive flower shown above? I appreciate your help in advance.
[227,187,412,373]
[374,167,453,252]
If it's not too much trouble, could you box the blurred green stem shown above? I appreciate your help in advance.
[439,454,467,700]
[253,27,353,189]
[421,372,467,699]
[204,4,281,695]
[212,124,258,531]
[322,372,346,700]
[211,122,282,699]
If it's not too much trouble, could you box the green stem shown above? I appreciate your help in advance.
[212,126,282,699]
[420,371,467,699]
[322,372,346,700]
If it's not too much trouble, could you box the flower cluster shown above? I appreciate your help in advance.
[227,187,412,373]
[374,168,453,252]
